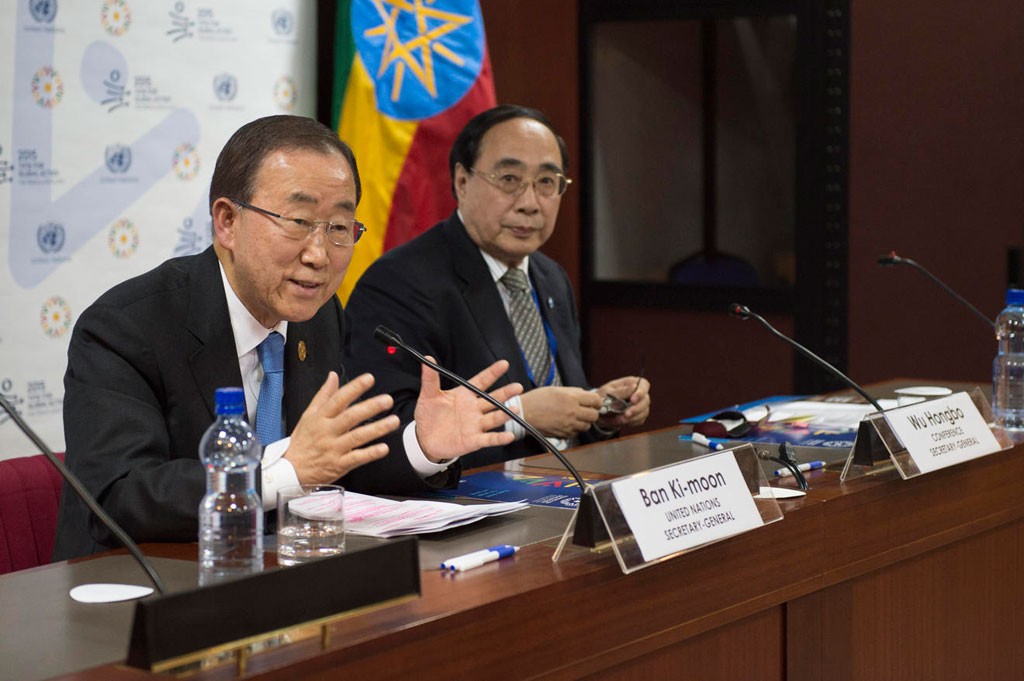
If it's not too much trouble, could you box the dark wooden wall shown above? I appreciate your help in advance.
[482,0,582,286]
[483,0,1024,429]
[846,1,1024,385]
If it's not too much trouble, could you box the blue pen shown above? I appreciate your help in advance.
[440,544,519,572]
[690,432,724,451]
[773,460,827,477]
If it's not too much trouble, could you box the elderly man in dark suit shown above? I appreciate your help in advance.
[53,115,520,560]
[344,105,651,469]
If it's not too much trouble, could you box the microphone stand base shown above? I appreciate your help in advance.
[552,488,613,564]
[570,489,610,548]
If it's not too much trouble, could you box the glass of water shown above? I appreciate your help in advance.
[276,484,345,566]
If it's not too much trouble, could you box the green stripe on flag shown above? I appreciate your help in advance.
[331,0,356,130]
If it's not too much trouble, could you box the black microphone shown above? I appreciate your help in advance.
[729,303,883,413]
[0,394,166,595]
[877,250,995,330]
[373,326,606,547]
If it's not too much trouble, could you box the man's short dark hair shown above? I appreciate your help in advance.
[209,115,361,213]
[449,105,569,197]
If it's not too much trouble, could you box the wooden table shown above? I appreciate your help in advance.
[23,387,1024,680]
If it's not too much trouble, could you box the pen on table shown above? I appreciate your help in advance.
[773,460,827,477]
[440,545,519,572]
[690,432,724,451]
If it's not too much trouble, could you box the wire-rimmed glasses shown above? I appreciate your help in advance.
[232,199,366,247]
[468,167,572,198]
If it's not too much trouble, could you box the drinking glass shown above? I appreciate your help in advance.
[276,484,345,566]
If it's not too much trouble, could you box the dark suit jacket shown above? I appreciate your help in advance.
[54,247,445,560]
[344,213,600,468]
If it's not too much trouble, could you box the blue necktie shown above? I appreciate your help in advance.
[255,331,285,446]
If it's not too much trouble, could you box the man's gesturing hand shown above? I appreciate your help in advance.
[414,358,523,463]
[286,371,400,484]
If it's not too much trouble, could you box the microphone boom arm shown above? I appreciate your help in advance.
[730,305,883,413]
[878,252,995,330]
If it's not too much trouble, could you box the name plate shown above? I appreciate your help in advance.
[884,391,1002,474]
[611,450,764,563]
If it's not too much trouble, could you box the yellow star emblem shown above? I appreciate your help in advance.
[364,0,472,102]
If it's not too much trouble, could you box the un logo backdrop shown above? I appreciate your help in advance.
[0,1,317,457]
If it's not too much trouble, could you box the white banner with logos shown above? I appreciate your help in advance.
[0,0,316,458]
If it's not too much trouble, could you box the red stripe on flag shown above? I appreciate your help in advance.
[383,51,497,251]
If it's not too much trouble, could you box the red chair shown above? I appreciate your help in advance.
[0,453,64,574]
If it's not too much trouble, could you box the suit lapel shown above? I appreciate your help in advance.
[186,249,244,419]
[444,216,533,387]
[283,317,328,432]
[184,249,343,433]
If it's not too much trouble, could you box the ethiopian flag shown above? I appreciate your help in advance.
[332,0,496,302]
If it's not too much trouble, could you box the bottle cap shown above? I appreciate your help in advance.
[214,387,246,415]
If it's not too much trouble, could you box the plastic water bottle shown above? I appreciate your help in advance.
[993,289,1024,442]
[198,387,264,585]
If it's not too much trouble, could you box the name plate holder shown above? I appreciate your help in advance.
[840,388,1012,481]
[553,444,784,574]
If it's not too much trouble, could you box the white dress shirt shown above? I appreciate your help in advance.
[218,264,445,510]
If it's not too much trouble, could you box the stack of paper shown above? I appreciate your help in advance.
[741,399,895,431]
[344,492,527,538]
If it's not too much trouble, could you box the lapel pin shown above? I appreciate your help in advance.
[297,340,307,362]
[547,296,555,309]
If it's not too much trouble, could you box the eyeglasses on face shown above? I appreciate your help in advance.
[232,199,366,247]
[467,166,572,198]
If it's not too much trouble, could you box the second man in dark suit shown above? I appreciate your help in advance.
[345,105,651,468]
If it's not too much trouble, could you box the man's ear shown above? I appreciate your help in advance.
[453,163,470,200]
[211,198,239,250]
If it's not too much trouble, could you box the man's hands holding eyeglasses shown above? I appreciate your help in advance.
[519,386,604,439]
[596,375,651,430]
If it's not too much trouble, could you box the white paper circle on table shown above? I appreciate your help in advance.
[69,583,154,603]
[757,486,806,499]
[894,386,954,397]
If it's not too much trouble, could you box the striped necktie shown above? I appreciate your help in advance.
[500,268,560,386]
